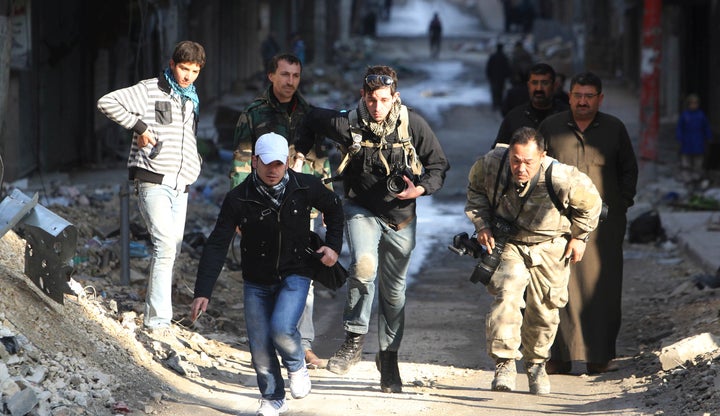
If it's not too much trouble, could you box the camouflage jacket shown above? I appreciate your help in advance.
[465,145,602,244]
[231,85,331,188]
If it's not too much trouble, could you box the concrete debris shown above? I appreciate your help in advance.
[692,269,720,289]
[0,323,116,415]
[659,333,720,371]
[6,387,39,416]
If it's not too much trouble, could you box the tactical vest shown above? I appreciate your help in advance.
[333,105,423,179]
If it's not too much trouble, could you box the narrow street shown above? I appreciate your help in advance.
[1,1,718,416]
[151,2,712,415]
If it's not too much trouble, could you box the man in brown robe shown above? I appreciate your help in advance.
[538,72,638,374]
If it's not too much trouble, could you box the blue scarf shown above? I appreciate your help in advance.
[164,67,199,117]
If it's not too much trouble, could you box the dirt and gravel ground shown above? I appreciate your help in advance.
[2,25,720,416]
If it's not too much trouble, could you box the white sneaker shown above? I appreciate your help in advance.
[288,365,311,399]
[256,399,288,416]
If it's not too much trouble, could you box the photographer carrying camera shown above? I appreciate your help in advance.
[465,127,602,395]
[294,65,449,394]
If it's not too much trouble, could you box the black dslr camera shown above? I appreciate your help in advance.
[386,165,415,195]
[448,217,516,285]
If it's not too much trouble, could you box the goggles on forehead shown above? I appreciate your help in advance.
[365,74,394,87]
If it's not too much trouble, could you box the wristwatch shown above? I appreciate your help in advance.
[577,234,590,243]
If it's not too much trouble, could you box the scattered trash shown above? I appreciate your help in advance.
[129,241,150,258]
[629,209,665,243]
[692,267,720,289]
[112,401,132,414]
[686,195,720,210]
[1,336,18,354]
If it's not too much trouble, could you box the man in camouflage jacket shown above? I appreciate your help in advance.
[231,53,330,188]
[465,127,602,395]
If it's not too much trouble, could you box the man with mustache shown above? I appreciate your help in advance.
[493,63,568,148]
[538,71,638,375]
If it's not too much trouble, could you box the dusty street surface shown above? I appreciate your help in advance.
[2,10,720,416]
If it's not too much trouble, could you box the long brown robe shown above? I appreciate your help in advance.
[538,110,638,363]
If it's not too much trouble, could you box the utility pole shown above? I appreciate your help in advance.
[639,0,662,161]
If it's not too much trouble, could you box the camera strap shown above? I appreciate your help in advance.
[545,161,569,216]
[336,106,420,177]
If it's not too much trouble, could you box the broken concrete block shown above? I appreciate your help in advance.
[660,332,720,371]
[7,387,39,416]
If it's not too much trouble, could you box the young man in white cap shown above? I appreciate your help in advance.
[190,132,344,416]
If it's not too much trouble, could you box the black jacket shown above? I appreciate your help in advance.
[494,101,569,147]
[295,106,449,229]
[194,170,343,299]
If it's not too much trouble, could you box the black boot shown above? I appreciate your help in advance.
[327,332,365,375]
[375,350,402,393]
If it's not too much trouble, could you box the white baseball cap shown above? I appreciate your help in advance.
[255,132,289,164]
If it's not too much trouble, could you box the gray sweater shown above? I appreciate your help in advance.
[97,74,202,191]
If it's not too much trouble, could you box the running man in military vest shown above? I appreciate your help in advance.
[465,127,603,395]
[231,53,332,369]
[294,65,449,393]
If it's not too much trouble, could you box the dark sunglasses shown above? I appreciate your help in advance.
[365,74,394,87]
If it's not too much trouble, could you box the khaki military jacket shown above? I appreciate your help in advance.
[465,145,603,244]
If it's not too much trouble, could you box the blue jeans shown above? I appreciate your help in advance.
[342,200,416,351]
[136,182,188,328]
[297,282,315,351]
[244,275,310,400]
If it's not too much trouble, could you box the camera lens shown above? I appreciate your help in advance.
[386,174,407,194]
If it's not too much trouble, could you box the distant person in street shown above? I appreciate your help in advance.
[517,0,537,33]
[554,72,570,106]
[428,12,443,59]
[190,133,344,416]
[465,127,603,395]
[294,65,450,393]
[363,11,378,37]
[510,40,534,83]
[383,0,393,20]
[676,93,712,182]
[500,70,529,117]
[538,71,639,375]
[486,43,513,112]
[501,0,514,33]
[291,32,306,65]
[493,63,569,147]
[96,40,206,334]
[260,32,280,73]
[232,53,333,370]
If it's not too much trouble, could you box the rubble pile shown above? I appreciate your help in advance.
[1,319,116,416]
[643,351,720,413]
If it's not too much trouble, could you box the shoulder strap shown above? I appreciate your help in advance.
[335,109,363,175]
[492,148,510,210]
[397,105,409,140]
[337,106,417,177]
[396,105,423,175]
[545,161,568,215]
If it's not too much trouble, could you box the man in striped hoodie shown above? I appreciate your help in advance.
[97,40,206,333]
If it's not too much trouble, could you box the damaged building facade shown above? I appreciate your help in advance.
[0,0,718,182]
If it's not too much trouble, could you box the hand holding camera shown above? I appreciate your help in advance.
[448,217,517,285]
[386,166,415,195]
